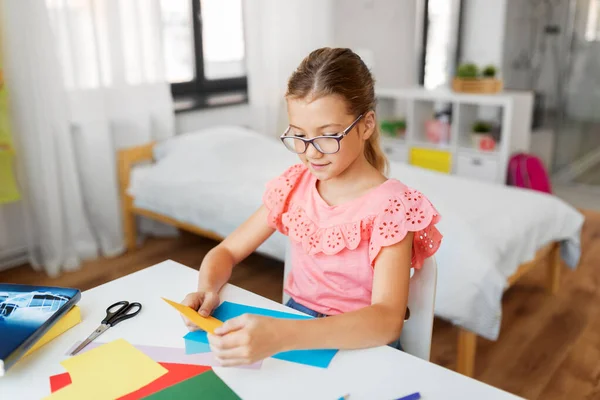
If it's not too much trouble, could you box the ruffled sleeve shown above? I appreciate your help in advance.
[368,188,442,269]
[262,163,307,234]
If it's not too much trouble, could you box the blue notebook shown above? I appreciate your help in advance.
[0,283,80,376]
[184,301,338,368]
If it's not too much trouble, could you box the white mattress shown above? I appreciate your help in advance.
[129,126,585,340]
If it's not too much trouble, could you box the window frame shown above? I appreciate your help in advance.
[418,0,465,87]
[170,0,248,97]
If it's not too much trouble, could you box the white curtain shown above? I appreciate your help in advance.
[1,0,174,277]
[243,0,334,138]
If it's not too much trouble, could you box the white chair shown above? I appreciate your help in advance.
[399,257,437,361]
[281,245,437,362]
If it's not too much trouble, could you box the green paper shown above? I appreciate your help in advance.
[142,370,241,400]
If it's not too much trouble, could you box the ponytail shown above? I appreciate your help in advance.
[364,125,389,176]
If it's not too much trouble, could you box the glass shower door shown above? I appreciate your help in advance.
[554,0,600,187]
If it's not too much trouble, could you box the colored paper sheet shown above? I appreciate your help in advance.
[162,297,223,333]
[25,306,81,357]
[64,340,261,369]
[45,339,168,400]
[183,337,211,354]
[49,373,72,393]
[273,347,338,368]
[185,330,337,369]
[44,384,84,400]
[184,302,338,368]
[50,362,211,399]
[213,301,313,321]
[142,369,241,400]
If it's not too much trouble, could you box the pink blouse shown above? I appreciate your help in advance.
[263,164,442,316]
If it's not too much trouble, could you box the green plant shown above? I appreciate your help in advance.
[395,119,406,131]
[456,63,479,78]
[482,65,497,78]
[472,121,492,133]
[380,119,406,137]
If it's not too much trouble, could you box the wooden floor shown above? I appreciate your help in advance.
[2,210,600,399]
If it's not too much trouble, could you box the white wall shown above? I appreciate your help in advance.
[332,0,418,88]
[243,0,334,137]
[460,0,507,73]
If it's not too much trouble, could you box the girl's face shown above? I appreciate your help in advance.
[285,94,375,181]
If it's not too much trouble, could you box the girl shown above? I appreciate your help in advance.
[181,47,442,367]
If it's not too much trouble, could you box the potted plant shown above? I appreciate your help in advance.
[380,118,406,138]
[482,65,497,78]
[394,119,407,138]
[456,63,479,79]
[452,63,502,94]
[471,121,496,151]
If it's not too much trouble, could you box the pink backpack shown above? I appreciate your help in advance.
[507,153,553,194]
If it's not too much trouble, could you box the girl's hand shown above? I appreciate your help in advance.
[207,314,288,366]
[181,291,220,330]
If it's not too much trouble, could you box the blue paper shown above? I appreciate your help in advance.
[183,301,338,368]
[272,348,338,368]
[212,301,313,321]
[183,336,211,354]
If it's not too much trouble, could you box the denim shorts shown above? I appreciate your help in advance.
[285,297,403,351]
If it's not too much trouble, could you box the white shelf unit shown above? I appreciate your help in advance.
[375,87,534,185]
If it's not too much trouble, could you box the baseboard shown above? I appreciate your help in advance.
[0,246,28,271]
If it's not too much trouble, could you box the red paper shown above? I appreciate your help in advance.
[49,372,72,392]
[49,362,211,399]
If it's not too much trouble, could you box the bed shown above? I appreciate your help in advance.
[119,125,585,377]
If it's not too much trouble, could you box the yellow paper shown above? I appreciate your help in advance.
[25,306,81,357]
[161,297,223,333]
[43,384,97,400]
[44,338,167,400]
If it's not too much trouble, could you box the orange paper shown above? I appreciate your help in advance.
[161,298,223,334]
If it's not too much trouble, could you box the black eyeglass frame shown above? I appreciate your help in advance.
[279,114,365,154]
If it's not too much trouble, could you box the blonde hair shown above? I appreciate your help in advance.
[285,47,389,175]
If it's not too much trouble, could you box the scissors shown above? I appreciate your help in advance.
[69,300,142,356]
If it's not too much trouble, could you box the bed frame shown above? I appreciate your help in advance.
[118,142,563,378]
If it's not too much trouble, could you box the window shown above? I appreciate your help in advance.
[30,295,46,308]
[160,0,247,98]
[586,0,600,41]
[418,0,464,89]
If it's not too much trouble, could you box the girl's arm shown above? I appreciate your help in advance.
[284,232,413,350]
[181,205,275,321]
[208,233,413,365]
[196,205,275,292]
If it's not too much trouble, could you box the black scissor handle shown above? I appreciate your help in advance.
[102,301,142,326]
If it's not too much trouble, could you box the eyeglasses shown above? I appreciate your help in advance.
[280,114,364,155]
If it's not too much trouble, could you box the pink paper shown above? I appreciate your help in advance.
[65,341,262,369]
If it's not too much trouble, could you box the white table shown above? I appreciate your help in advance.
[0,261,523,400]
